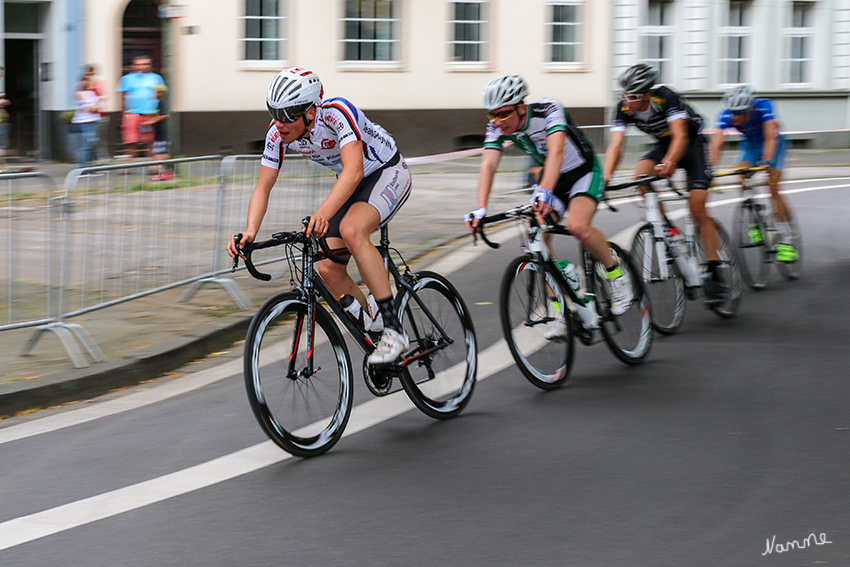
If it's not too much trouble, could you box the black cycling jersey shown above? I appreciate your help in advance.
[611,86,705,140]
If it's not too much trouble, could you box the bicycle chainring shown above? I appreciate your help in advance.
[363,356,394,396]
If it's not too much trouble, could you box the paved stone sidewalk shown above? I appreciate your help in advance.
[1,150,848,418]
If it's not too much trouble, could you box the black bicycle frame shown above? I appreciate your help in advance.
[282,226,454,376]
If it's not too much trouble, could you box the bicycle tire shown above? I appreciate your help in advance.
[732,202,771,290]
[775,210,803,280]
[244,292,353,458]
[630,223,686,335]
[396,271,477,419]
[589,242,653,365]
[697,219,743,319]
[499,254,575,390]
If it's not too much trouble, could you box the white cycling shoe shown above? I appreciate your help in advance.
[543,314,569,341]
[606,268,634,317]
[368,328,410,365]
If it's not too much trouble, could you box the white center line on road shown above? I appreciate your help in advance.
[0,338,519,552]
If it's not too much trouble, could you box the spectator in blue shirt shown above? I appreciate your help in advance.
[117,55,164,158]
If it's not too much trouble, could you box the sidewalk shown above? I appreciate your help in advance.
[2,150,849,418]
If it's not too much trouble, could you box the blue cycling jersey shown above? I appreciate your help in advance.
[715,98,780,145]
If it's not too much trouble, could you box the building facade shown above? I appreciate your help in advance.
[613,0,850,145]
[3,0,849,160]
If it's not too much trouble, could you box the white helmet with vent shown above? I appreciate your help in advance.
[482,75,529,111]
[266,67,323,122]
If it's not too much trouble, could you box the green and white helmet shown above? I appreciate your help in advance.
[482,75,528,111]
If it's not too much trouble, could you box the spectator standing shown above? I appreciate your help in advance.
[0,66,10,166]
[71,69,101,169]
[86,64,110,161]
[117,54,164,158]
[146,84,174,181]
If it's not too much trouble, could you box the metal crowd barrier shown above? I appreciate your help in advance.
[2,142,586,368]
[179,154,331,306]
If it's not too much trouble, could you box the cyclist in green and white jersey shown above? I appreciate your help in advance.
[465,75,634,335]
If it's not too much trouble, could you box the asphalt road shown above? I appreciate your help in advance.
[1,178,849,566]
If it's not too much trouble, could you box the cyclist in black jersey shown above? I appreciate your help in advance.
[602,64,723,303]
[465,75,635,330]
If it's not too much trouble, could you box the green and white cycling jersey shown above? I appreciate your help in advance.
[483,97,602,201]
[483,97,596,176]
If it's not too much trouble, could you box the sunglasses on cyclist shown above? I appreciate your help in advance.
[623,93,646,102]
[267,101,312,123]
[488,107,516,121]
[730,109,748,116]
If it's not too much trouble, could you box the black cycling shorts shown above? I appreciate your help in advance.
[641,134,712,191]
[326,152,411,240]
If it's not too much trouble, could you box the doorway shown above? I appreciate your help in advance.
[4,39,39,158]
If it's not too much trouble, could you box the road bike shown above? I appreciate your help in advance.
[609,176,743,334]
[716,167,803,289]
[475,204,652,390]
[233,220,477,457]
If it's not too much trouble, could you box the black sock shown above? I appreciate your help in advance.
[375,296,403,334]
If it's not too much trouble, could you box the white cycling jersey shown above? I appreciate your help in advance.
[261,97,398,176]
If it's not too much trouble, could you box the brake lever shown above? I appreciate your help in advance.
[231,233,242,272]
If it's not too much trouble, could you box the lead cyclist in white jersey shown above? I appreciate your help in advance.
[227,67,412,364]
[465,75,634,338]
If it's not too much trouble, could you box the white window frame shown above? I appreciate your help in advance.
[239,0,288,70]
[447,1,489,70]
[781,0,815,87]
[340,0,402,70]
[718,1,752,86]
[544,1,584,70]
[639,0,674,84]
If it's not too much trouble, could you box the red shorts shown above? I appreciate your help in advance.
[122,113,155,145]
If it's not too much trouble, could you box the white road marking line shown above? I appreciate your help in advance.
[0,338,518,551]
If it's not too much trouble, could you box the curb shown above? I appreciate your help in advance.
[0,314,252,419]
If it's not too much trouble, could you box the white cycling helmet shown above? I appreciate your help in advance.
[266,67,323,122]
[482,75,529,111]
[723,84,754,113]
[619,63,658,95]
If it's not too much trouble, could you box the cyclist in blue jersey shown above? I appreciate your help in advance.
[709,85,798,262]
[465,75,635,336]
[227,67,412,364]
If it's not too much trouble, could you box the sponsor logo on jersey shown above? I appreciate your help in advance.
[321,139,336,149]
[263,154,279,164]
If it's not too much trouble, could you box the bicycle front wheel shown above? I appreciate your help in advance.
[697,219,743,319]
[631,223,686,335]
[244,292,353,458]
[500,254,575,389]
[775,210,803,280]
[732,202,771,290]
[397,271,477,420]
[589,242,653,365]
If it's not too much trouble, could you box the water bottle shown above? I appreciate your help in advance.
[339,294,364,331]
[666,225,686,257]
[557,260,584,298]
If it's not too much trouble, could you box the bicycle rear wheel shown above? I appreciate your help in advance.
[397,271,477,419]
[589,242,653,365]
[499,254,575,389]
[244,292,353,458]
[775,211,803,280]
[630,223,686,335]
[732,202,771,290]
[697,219,743,319]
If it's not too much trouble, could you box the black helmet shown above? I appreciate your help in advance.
[619,64,659,95]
